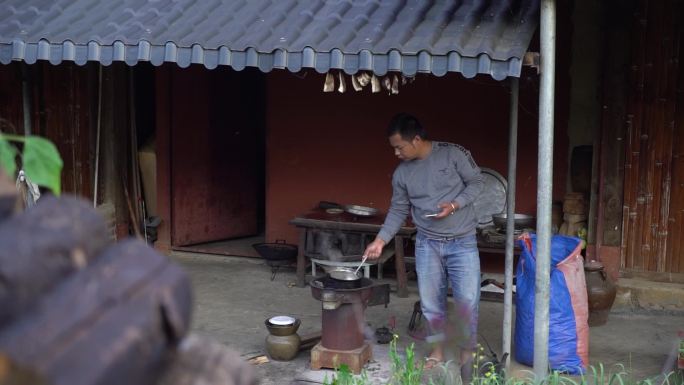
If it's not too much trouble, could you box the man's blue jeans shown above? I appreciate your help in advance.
[415,232,480,349]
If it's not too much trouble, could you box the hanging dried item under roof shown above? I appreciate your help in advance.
[322,71,413,95]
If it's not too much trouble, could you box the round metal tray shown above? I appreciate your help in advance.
[472,167,508,228]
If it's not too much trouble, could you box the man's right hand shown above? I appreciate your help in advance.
[364,238,386,260]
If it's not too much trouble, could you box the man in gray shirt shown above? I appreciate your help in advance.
[364,113,483,381]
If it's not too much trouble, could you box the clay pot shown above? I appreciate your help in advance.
[265,318,301,361]
[584,261,617,326]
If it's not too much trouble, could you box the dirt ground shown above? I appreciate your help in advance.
[170,252,683,384]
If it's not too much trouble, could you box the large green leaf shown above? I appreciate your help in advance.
[22,136,63,195]
[0,134,18,177]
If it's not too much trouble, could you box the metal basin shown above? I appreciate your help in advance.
[492,213,535,229]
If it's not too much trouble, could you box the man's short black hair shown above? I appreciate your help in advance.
[386,113,427,141]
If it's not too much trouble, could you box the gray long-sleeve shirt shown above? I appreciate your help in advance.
[377,141,484,242]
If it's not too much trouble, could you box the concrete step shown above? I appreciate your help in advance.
[483,272,684,313]
[613,277,684,313]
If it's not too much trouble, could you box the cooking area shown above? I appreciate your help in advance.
[275,165,535,377]
[287,163,534,296]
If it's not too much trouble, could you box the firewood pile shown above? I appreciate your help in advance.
[0,175,256,385]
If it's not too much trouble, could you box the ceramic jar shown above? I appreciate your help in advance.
[584,260,617,326]
[265,318,301,361]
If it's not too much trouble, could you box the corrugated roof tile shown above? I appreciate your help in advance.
[0,0,539,80]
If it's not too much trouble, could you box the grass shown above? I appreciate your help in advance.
[388,337,424,385]
[323,336,684,385]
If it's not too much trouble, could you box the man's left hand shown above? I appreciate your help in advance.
[433,202,459,219]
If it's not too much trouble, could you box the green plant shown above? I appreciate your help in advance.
[389,334,425,385]
[388,335,424,385]
[322,334,683,385]
[580,363,629,385]
[471,344,506,385]
[323,364,371,385]
[0,131,63,195]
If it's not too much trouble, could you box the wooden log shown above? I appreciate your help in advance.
[299,330,322,351]
[0,195,111,328]
[0,239,192,385]
[156,334,257,385]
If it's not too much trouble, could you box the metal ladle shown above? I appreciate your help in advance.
[353,255,369,275]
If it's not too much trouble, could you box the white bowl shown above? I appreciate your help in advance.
[269,315,296,325]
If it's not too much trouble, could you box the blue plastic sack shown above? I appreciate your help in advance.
[514,234,586,375]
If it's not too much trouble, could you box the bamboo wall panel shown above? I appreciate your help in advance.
[0,62,95,199]
[668,13,684,273]
[622,0,683,273]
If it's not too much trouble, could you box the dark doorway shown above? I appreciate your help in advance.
[168,65,266,249]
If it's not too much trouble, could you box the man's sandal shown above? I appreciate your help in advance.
[422,357,443,370]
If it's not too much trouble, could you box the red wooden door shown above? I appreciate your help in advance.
[170,66,260,246]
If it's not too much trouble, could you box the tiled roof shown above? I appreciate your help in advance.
[0,0,539,80]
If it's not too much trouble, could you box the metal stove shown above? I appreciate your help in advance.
[309,276,390,374]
